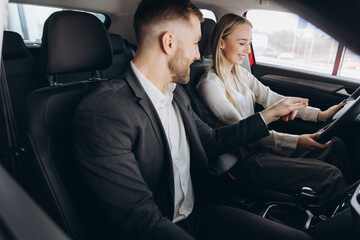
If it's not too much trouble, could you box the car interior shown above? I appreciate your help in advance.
[0,0,359,239]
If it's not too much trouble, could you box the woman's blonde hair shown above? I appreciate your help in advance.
[211,13,254,107]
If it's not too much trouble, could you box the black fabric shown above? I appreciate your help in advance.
[1,31,46,147]
[2,31,29,60]
[226,136,349,208]
[23,11,115,239]
[109,33,128,54]
[71,64,271,240]
[24,82,112,240]
[177,204,313,240]
[42,11,113,75]
[198,18,216,57]
[183,59,217,126]
[101,33,135,78]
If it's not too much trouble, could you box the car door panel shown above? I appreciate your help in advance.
[252,63,360,110]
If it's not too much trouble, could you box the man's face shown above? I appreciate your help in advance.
[169,14,201,84]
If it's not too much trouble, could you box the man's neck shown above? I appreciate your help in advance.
[132,52,171,92]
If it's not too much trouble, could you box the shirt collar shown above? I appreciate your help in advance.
[131,61,176,109]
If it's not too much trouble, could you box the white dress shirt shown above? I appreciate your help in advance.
[197,65,320,151]
[131,62,194,223]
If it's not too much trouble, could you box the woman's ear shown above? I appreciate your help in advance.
[220,39,225,50]
[160,31,175,54]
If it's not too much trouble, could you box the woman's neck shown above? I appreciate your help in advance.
[221,58,234,77]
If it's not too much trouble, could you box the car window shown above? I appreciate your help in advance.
[339,49,360,79]
[247,9,359,81]
[6,3,106,45]
[200,9,216,22]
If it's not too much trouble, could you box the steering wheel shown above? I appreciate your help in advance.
[315,86,360,143]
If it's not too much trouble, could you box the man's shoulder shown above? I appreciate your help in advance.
[76,76,137,116]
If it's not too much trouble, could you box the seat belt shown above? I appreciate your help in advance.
[0,59,27,185]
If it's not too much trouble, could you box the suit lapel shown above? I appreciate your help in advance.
[123,65,175,202]
[123,66,166,149]
[173,86,208,172]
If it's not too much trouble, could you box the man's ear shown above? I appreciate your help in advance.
[161,31,175,55]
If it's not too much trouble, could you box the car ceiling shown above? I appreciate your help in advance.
[8,0,360,55]
[9,0,286,15]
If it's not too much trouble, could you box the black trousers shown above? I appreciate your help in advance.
[176,204,313,240]
[228,137,350,202]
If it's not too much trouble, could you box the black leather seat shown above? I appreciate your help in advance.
[24,11,116,240]
[1,31,47,146]
[198,18,216,58]
[101,33,135,78]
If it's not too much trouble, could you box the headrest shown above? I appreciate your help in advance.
[42,11,112,75]
[198,18,216,57]
[2,31,29,60]
[108,33,127,55]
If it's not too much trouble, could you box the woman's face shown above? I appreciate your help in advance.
[221,23,252,66]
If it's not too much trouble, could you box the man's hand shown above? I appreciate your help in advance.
[297,132,331,150]
[317,102,346,122]
[261,97,309,125]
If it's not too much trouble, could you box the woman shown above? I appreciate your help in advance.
[196,13,351,201]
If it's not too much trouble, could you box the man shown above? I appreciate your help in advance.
[72,0,328,239]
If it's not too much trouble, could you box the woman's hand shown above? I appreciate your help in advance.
[317,102,346,122]
[297,132,331,150]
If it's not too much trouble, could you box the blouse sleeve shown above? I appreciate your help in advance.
[257,130,298,151]
[239,66,283,108]
[197,71,242,125]
[239,66,320,122]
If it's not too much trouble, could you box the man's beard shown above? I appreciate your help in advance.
[168,48,191,84]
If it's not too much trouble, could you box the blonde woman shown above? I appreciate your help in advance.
[197,13,350,200]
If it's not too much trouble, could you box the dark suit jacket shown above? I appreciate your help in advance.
[72,64,269,240]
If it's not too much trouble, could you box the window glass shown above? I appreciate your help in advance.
[339,49,360,79]
[247,10,339,75]
[6,3,105,45]
[200,9,216,22]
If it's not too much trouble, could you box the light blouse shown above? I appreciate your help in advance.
[196,66,320,151]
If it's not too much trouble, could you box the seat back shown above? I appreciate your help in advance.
[183,18,221,127]
[198,18,216,58]
[24,11,114,239]
[101,33,135,78]
[1,31,47,146]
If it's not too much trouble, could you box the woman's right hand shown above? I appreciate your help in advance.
[297,132,331,150]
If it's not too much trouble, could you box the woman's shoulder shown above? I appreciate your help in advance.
[235,65,252,76]
[198,69,222,85]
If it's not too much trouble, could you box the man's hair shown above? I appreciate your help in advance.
[134,0,203,44]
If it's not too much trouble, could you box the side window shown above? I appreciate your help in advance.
[200,9,216,22]
[246,10,359,81]
[6,3,106,45]
[339,49,360,79]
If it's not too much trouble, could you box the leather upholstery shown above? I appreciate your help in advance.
[198,18,216,58]
[1,31,46,146]
[101,33,135,78]
[24,11,114,239]
[42,11,112,75]
[2,31,29,60]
